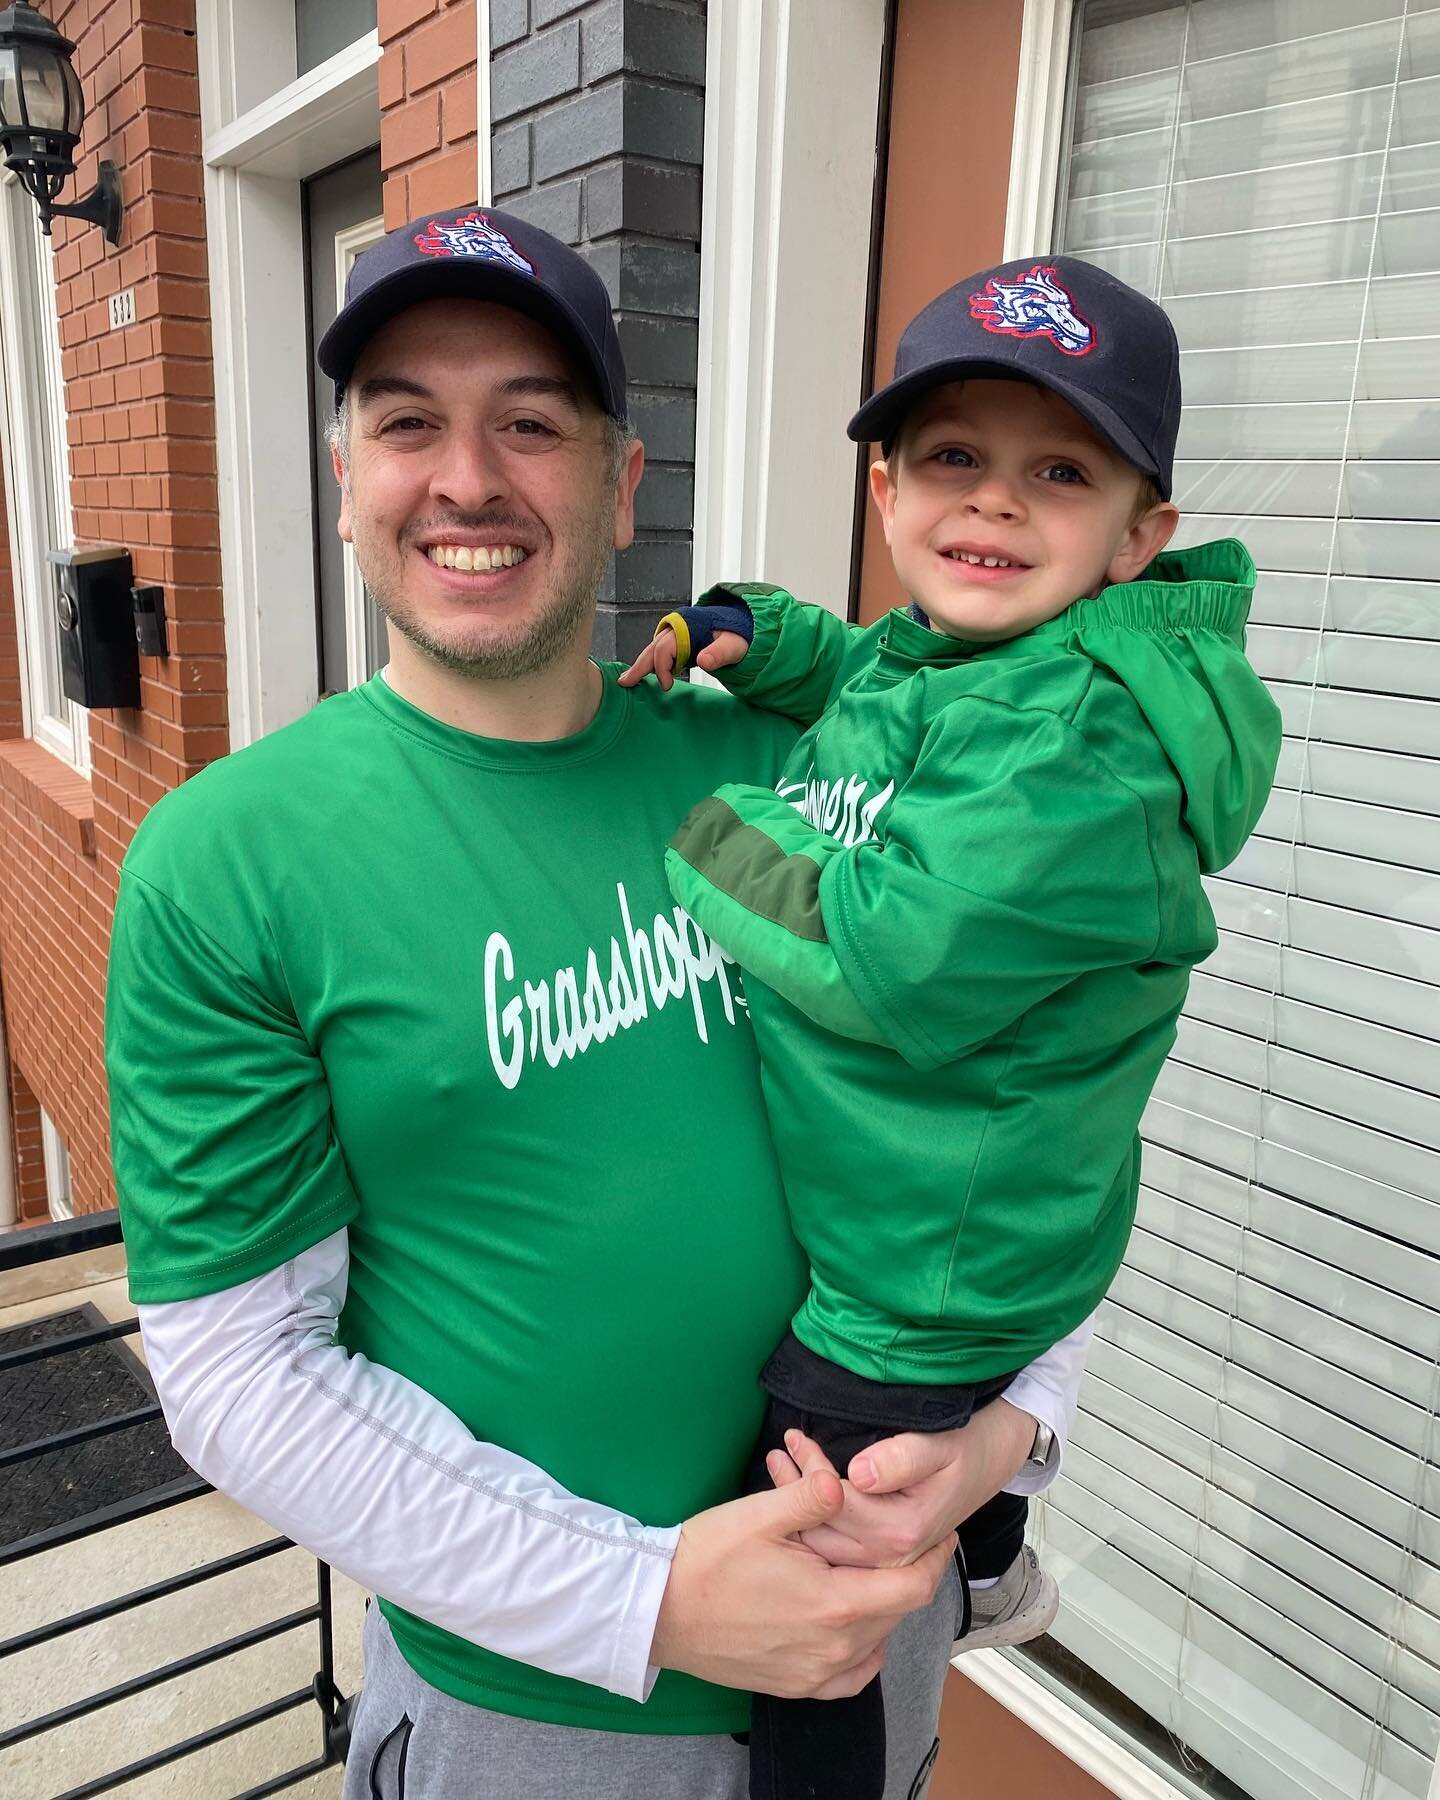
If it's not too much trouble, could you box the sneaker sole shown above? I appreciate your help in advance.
[952,1568,1059,1655]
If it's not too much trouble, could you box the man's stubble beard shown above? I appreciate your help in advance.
[356,495,615,683]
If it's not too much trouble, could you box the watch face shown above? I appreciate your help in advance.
[57,591,77,632]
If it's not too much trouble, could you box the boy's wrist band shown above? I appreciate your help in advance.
[655,611,693,673]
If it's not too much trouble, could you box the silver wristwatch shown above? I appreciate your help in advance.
[1027,1419,1055,1468]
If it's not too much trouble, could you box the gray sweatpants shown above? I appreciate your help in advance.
[343,1570,963,1799]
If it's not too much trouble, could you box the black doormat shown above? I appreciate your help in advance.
[0,1303,195,1550]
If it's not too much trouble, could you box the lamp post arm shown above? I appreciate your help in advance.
[42,160,122,245]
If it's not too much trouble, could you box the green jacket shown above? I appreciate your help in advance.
[667,540,1281,1382]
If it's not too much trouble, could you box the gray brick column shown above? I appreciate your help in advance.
[490,0,707,660]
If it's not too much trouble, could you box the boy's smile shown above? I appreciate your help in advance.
[871,379,1178,643]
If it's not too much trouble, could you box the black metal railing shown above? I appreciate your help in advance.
[0,1209,349,1798]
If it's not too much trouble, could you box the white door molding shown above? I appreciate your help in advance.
[476,0,493,205]
[197,0,380,749]
[1003,0,1076,262]
[334,212,387,689]
[691,0,886,615]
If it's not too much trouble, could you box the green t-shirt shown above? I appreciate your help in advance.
[107,668,807,1734]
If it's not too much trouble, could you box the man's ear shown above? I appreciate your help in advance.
[1107,501,1180,585]
[611,436,647,553]
[867,458,898,546]
[331,444,353,544]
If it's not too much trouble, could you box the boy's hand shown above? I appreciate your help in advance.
[618,625,750,691]
[765,1400,1036,1569]
[650,1470,954,1698]
[618,626,683,691]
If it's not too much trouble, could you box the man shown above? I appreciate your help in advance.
[107,208,1091,1799]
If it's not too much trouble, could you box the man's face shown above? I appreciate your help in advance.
[335,299,642,680]
[871,379,1177,642]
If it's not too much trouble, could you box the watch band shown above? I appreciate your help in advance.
[1028,1419,1055,1468]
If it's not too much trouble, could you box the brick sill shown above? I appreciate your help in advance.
[0,738,96,858]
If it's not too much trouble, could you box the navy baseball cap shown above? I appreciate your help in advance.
[317,204,627,421]
[848,256,1180,498]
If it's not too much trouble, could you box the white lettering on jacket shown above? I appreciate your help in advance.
[779,770,896,849]
[484,882,741,1091]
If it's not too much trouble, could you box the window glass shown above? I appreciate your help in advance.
[295,0,378,76]
[1036,6,1440,1799]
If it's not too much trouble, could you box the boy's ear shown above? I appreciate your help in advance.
[1107,500,1180,586]
[868,458,897,545]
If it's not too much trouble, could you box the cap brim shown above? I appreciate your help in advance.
[846,359,1168,497]
[317,261,623,419]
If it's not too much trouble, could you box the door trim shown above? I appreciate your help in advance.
[197,0,382,747]
[333,211,388,690]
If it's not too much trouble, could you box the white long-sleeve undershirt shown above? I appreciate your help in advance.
[138,1229,1093,1702]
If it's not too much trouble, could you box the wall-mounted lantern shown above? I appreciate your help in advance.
[0,4,121,245]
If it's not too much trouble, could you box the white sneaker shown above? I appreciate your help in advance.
[954,1547,1058,1654]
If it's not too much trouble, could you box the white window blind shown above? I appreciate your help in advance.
[1037,4,1440,1799]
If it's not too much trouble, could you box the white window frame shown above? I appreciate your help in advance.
[197,0,382,749]
[961,1650,1190,1800]
[0,172,89,772]
[39,1108,73,1221]
[692,0,887,615]
[1003,0,1077,263]
[0,1005,16,1233]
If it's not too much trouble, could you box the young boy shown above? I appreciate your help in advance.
[623,257,1281,1800]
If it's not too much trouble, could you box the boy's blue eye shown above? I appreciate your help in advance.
[937,448,974,467]
[1043,462,1085,484]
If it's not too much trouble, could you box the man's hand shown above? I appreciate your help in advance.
[764,1399,1037,1569]
[618,626,750,691]
[649,1469,955,1698]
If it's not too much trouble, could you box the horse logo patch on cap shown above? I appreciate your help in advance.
[414,211,536,276]
[969,265,1095,357]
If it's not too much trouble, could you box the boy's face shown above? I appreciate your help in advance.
[871,379,1179,643]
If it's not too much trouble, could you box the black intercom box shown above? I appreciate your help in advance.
[48,546,140,709]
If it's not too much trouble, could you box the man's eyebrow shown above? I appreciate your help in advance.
[497,373,584,411]
[353,374,433,408]
[351,371,586,412]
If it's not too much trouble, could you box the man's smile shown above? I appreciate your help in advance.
[426,543,529,570]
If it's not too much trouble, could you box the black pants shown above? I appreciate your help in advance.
[742,1331,1027,1800]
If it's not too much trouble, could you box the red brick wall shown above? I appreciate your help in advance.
[379,0,478,228]
[0,0,224,1218]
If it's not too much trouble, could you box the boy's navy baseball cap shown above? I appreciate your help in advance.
[317,204,627,420]
[848,256,1181,498]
